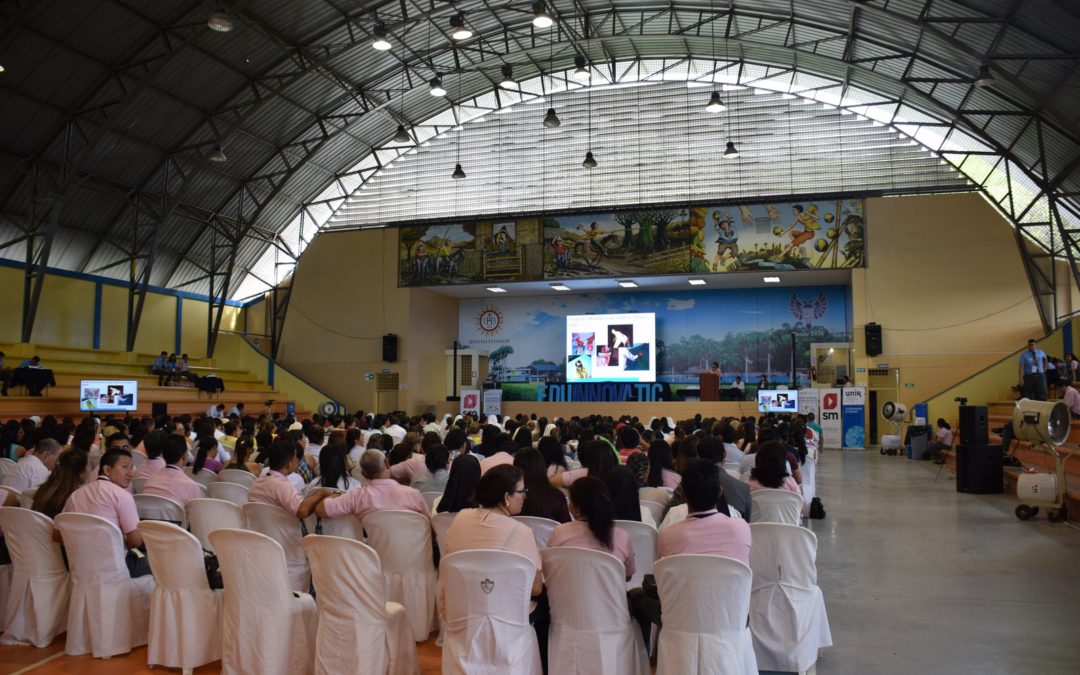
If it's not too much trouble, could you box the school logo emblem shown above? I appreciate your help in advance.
[480,578,494,594]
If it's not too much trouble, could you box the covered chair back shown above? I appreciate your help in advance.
[0,507,70,647]
[749,488,803,525]
[541,546,649,675]
[748,523,832,672]
[209,528,317,675]
[220,468,257,487]
[53,513,154,658]
[440,549,542,675]
[653,554,756,675]
[207,481,250,506]
[513,515,559,549]
[243,501,309,593]
[138,521,224,669]
[185,498,244,553]
[362,509,437,642]
[301,535,419,675]
[614,520,657,589]
[133,494,185,523]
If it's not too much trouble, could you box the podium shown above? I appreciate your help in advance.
[699,373,720,401]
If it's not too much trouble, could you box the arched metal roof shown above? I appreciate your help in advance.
[1,0,1077,325]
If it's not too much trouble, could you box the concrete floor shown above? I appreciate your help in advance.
[812,450,1080,675]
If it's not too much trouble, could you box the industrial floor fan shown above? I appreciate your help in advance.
[1011,398,1076,523]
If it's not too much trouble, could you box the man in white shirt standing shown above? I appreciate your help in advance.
[2,437,61,491]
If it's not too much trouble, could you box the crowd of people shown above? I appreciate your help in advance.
[0,406,824,666]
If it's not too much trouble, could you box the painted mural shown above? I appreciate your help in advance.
[399,198,865,286]
[459,287,852,400]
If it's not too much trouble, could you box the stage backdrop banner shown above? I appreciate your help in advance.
[842,386,867,449]
[482,389,503,417]
[819,388,843,449]
[461,390,481,416]
[798,388,820,420]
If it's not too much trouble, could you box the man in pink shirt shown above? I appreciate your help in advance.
[316,450,429,523]
[630,458,751,642]
[249,440,332,520]
[62,448,151,577]
[142,436,204,506]
[1063,382,1080,418]
[133,430,169,481]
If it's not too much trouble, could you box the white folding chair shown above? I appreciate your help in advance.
[302,536,419,675]
[422,491,442,513]
[133,494,185,523]
[615,520,658,590]
[130,452,147,470]
[191,468,219,487]
[639,500,665,526]
[53,513,155,658]
[639,486,673,506]
[362,509,437,642]
[208,481,250,506]
[131,477,149,494]
[210,529,317,675]
[431,511,456,557]
[748,523,832,672]
[243,502,310,594]
[653,554,757,675]
[750,488,803,525]
[185,498,244,553]
[138,521,224,670]
[542,547,650,675]
[440,549,542,675]
[317,514,365,540]
[0,507,70,647]
[514,515,559,549]
[220,468,257,488]
[0,457,17,476]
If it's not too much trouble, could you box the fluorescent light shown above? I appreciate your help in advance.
[550,283,571,291]
[487,286,507,293]
[688,278,707,286]
[617,280,638,288]
[763,276,781,283]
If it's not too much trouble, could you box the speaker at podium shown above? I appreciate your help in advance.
[699,372,719,401]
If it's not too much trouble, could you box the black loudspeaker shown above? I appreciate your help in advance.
[151,402,168,417]
[956,444,1004,494]
[958,405,989,446]
[865,322,882,356]
[382,333,398,362]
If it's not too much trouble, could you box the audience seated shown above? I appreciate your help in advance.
[411,444,450,494]
[748,441,801,493]
[514,448,571,523]
[249,440,332,520]
[142,436,203,506]
[133,431,168,480]
[436,454,481,514]
[31,449,90,518]
[315,449,428,522]
[1,437,60,491]
[548,476,635,580]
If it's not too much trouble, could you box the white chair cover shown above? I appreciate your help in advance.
[317,514,365,540]
[750,489,803,525]
[209,529,317,675]
[0,507,70,647]
[208,480,250,506]
[748,523,832,672]
[133,494,185,522]
[302,535,419,675]
[639,487,673,505]
[541,547,650,675]
[191,469,220,487]
[243,502,310,593]
[130,452,146,469]
[614,520,657,589]
[422,491,442,513]
[17,488,36,509]
[653,554,757,675]
[138,521,224,669]
[432,511,457,557]
[513,515,559,549]
[186,498,244,553]
[800,455,818,516]
[362,510,437,642]
[0,458,16,475]
[0,563,9,634]
[220,468,257,487]
[131,477,148,494]
[53,513,154,658]
[639,500,665,526]
[440,549,542,675]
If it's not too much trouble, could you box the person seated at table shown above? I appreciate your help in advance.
[316,449,429,522]
[18,355,42,369]
[547,476,635,580]
[62,448,151,577]
[142,436,203,506]
[16,356,47,395]
[150,351,170,386]
[32,449,90,518]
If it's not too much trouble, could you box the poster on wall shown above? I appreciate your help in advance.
[461,390,481,416]
[542,208,693,278]
[819,389,843,449]
[842,386,867,449]
[798,388,820,420]
[482,389,503,417]
[398,218,544,286]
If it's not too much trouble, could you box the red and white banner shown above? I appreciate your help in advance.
[819,388,843,449]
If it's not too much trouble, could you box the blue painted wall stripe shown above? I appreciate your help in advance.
[175,297,183,355]
[92,282,102,349]
[268,359,275,388]
[1063,321,1073,358]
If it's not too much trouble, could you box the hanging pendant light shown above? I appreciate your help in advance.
[452,163,467,179]
[208,143,227,162]
[573,55,590,81]
[393,124,411,143]
[532,2,554,29]
[582,151,597,168]
[449,14,472,41]
[973,64,994,87]
[372,23,391,51]
[207,11,234,32]
[723,141,740,158]
[499,64,516,88]
[706,91,726,113]
[543,107,561,128]
[429,76,446,96]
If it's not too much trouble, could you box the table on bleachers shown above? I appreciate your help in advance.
[11,367,56,395]
[196,376,225,395]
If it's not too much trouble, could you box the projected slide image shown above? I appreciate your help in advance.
[757,389,798,413]
[566,312,656,382]
[568,354,592,380]
[80,379,138,412]
[571,332,595,355]
[622,344,651,371]
[608,324,633,349]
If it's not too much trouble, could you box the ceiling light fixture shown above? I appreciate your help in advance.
[0,65,5,73]
[550,283,571,291]
[452,163,467,179]
[688,278,707,286]
[573,55,590,81]
[449,14,472,41]
[543,107,561,128]
[207,11,235,32]
[617,280,638,288]
[393,124,411,143]
[429,76,446,96]
[372,23,391,51]
[582,150,597,168]
[532,2,554,29]
[499,64,516,88]
[208,143,227,162]
[763,276,781,283]
[487,286,507,293]
[723,141,740,158]
[706,90,727,113]
[973,64,994,87]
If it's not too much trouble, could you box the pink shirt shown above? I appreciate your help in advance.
[547,519,636,579]
[390,454,429,482]
[935,427,954,445]
[1065,387,1080,415]
[63,477,140,536]
[748,477,800,494]
[661,469,682,489]
[444,508,541,570]
[134,457,166,480]
[657,509,752,567]
[557,467,588,487]
[321,478,428,522]
[249,470,303,516]
[143,465,204,505]
[479,451,515,476]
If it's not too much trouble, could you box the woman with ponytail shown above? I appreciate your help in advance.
[547,476,636,581]
[192,436,223,475]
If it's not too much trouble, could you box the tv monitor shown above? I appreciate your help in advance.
[566,312,656,383]
[757,389,798,414]
[80,380,138,412]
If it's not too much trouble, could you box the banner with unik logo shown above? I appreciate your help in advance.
[841,386,867,449]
